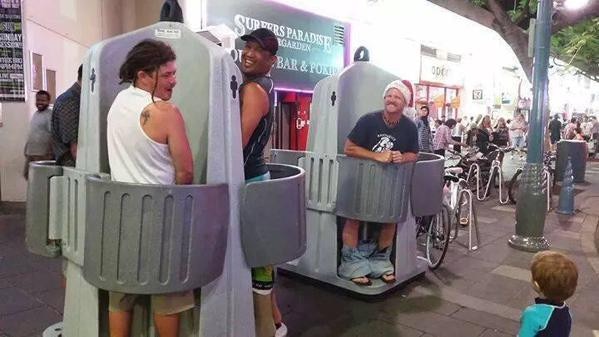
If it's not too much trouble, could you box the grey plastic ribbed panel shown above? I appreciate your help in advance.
[304,152,338,212]
[335,155,414,223]
[555,140,587,183]
[336,62,399,154]
[270,149,306,167]
[411,153,445,217]
[241,164,306,268]
[83,176,229,294]
[25,161,63,257]
[59,167,92,266]
[270,150,338,213]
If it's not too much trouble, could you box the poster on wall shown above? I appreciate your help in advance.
[0,0,25,101]
[206,0,349,92]
[31,52,43,91]
[45,69,56,103]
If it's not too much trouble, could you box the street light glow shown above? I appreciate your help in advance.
[564,0,589,10]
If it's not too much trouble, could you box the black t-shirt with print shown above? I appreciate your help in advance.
[347,111,419,154]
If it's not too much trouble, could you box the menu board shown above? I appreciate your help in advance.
[0,0,25,101]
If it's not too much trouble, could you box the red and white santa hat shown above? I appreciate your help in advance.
[382,79,412,106]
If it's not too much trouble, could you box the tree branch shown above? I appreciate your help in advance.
[427,0,497,29]
[486,0,533,80]
[552,0,599,33]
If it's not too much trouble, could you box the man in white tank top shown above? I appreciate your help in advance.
[106,40,194,337]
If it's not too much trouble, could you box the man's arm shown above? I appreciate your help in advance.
[344,139,391,163]
[164,105,193,185]
[240,83,269,148]
[392,151,417,163]
[393,124,419,163]
[70,143,77,160]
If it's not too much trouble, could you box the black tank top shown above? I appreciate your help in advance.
[240,76,275,179]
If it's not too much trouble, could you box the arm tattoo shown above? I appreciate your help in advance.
[141,108,150,125]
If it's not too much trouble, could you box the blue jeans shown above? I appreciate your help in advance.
[512,136,525,150]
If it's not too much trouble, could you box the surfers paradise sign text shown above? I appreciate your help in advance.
[207,0,348,91]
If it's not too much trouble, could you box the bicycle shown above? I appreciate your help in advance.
[415,196,451,270]
[447,145,509,202]
[415,166,480,269]
[508,151,556,211]
[444,166,481,251]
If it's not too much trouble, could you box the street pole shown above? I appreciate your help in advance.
[508,0,552,252]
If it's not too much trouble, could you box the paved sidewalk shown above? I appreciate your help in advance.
[278,159,599,337]
[1,158,598,337]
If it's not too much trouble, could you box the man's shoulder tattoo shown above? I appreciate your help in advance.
[141,108,150,125]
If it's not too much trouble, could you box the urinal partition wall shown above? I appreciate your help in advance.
[335,155,414,224]
[25,161,63,257]
[411,153,445,217]
[240,163,307,268]
[83,175,229,294]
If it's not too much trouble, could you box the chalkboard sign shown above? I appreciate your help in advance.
[0,0,25,102]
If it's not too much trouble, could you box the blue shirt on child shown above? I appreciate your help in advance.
[518,298,571,337]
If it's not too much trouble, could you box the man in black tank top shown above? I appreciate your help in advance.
[239,28,286,337]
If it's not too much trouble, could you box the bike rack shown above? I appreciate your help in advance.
[484,160,509,204]
[456,180,480,251]
[465,163,487,201]
[542,168,552,212]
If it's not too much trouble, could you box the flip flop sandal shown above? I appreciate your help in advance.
[381,273,396,284]
[351,276,372,286]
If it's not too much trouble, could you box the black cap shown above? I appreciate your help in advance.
[241,28,279,55]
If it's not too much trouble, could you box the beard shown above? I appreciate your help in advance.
[37,104,49,111]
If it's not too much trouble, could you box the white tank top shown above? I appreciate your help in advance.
[107,86,175,184]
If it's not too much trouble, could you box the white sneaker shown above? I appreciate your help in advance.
[275,322,288,337]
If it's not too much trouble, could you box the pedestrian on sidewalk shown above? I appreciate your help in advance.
[509,113,527,158]
[519,251,578,337]
[432,119,467,157]
[416,105,433,153]
[548,114,562,152]
[452,117,466,153]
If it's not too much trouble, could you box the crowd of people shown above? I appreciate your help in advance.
[413,109,599,158]
[414,111,531,157]
[548,114,599,153]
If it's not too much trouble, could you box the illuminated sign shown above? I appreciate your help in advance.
[206,0,349,91]
[420,55,464,87]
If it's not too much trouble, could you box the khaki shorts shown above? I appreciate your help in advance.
[109,290,195,315]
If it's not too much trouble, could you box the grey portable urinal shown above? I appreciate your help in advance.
[25,21,306,337]
[271,52,434,295]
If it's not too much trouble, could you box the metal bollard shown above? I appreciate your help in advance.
[556,157,575,215]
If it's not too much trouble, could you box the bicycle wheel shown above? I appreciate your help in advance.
[426,204,451,269]
[508,169,522,204]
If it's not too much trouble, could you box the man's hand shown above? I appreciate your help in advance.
[391,151,403,163]
[374,151,393,163]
